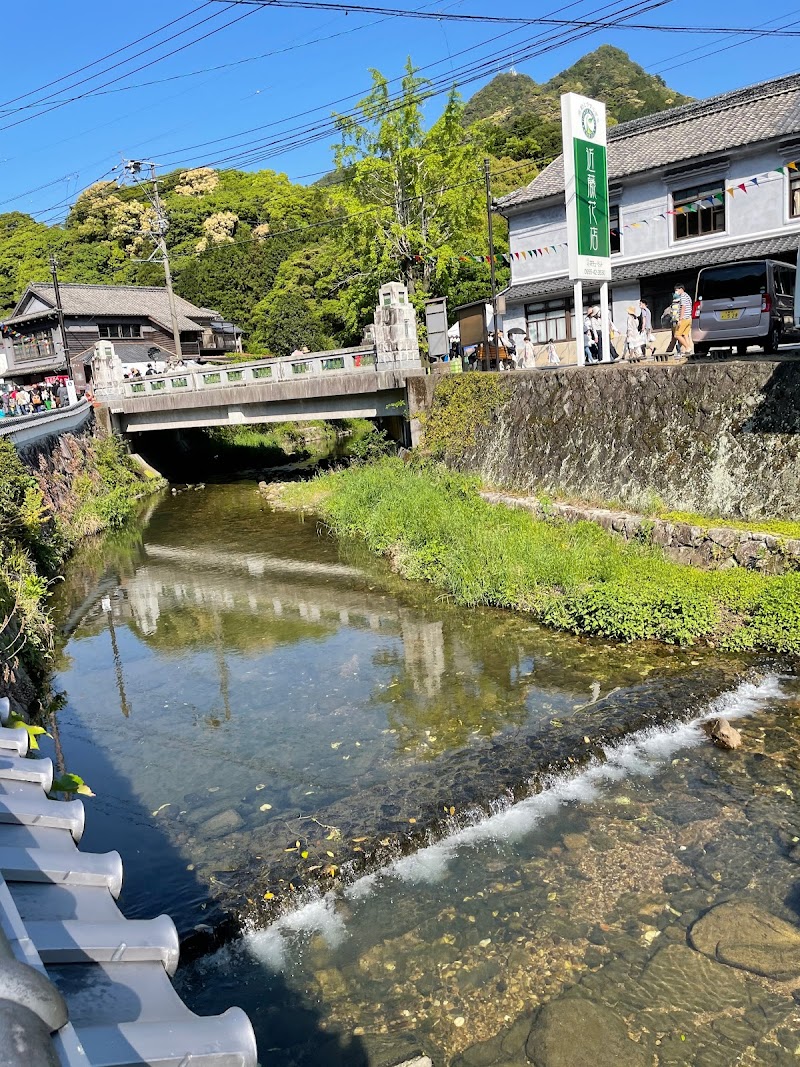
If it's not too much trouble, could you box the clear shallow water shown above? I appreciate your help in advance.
[46,482,800,1065]
[177,674,800,1067]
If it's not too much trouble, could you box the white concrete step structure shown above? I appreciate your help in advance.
[0,697,257,1067]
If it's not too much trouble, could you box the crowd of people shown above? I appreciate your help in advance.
[445,282,695,372]
[1,379,72,417]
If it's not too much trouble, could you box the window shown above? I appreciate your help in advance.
[696,263,767,301]
[609,205,621,255]
[790,170,800,218]
[672,184,725,241]
[98,323,142,339]
[525,299,569,344]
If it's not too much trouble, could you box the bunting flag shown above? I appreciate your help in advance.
[459,159,798,263]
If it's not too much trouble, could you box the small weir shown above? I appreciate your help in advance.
[47,483,800,1065]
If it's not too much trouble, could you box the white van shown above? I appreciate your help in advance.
[691,259,800,355]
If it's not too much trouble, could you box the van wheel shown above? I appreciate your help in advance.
[694,343,709,356]
[736,343,748,356]
[764,323,781,354]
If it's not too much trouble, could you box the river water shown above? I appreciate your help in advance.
[48,482,800,1066]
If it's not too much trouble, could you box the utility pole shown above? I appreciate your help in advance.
[123,159,183,362]
[484,158,499,372]
[49,253,70,373]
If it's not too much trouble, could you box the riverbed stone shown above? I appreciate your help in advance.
[689,901,800,979]
[200,808,244,838]
[708,718,742,750]
[525,996,649,1067]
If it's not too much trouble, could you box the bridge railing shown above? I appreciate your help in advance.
[120,346,378,399]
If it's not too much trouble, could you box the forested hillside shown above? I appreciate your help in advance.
[0,47,689,356]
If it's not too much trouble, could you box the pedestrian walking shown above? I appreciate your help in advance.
[624,306,644,362]
[584,307,600,364]
[666,282,694,358]
[517,334,536,369]
[639,299,656,359]
[16,386,30,414]
[547,338,561,366]
[57,382,70,408]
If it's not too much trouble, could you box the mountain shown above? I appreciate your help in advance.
[464,46,692,128]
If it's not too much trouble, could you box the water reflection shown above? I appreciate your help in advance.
[48,485,752,924]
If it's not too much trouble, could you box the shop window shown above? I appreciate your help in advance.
[525,299,569,344]
[789,170,800,218]
[99,323,142,339]
[672,184,725,241]
[609,205,621,255]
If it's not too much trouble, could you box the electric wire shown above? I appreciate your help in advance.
[0,4,267,132]
[0,2,216,110]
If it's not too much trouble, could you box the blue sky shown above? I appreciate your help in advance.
[2,0,798,220]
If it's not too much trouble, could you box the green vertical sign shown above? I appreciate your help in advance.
[573,137,610,259]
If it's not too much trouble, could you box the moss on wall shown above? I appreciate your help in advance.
[421,363,800,521]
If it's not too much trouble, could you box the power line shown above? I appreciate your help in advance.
[0,4,266,132]
[158,0,666,171]
[212,0,800,35]
[0,2,216,110]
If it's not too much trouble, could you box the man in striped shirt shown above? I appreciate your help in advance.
[668,282,694,357]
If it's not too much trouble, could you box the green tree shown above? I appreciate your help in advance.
[330,61,485,310]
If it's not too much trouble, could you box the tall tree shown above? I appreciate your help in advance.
[332,61,485,307]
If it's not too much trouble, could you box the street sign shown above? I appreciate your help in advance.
[561,93,611,282]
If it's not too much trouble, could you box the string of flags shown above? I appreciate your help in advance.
[461,162,799,264]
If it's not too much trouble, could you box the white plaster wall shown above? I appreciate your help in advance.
[506,142,800,295]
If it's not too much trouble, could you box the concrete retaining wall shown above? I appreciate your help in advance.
[428,362,800,521]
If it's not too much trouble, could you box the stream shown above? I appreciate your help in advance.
[46,481,800,1066]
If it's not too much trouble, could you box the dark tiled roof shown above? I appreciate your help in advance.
[502,232,800,303]
[10,283,219,333]
[497,73,800,212]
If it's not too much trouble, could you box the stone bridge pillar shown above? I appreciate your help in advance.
[371,282,421,367]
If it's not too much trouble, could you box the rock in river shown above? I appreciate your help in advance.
[201,808,244,838]
[707,717,742,750]
[689,901,800,980]
[525,997,649,1067]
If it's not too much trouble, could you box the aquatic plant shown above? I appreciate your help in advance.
[278,458,800,652]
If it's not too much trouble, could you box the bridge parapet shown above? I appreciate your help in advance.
[120,346,380,401]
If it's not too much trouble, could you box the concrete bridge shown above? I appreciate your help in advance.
[105,347,427,442]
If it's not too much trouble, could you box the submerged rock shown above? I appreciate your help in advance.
[689,901,800,980]
[707,718,742,750]
[201,808,244,838]
[525,996,649,1067]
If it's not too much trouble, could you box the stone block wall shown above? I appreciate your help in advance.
[481,492,800,574]
[429,362,800,521]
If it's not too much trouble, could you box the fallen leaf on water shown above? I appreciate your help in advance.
[408,818,417,824]
[380,838,391,846]
[259,803,272,812]
[255,784,265,791]
[330,741,342,750]
[326,850,335,858]
[284,847,298,853]
[352,837,368,843]
[263,891,275,900]
[449,806,456,816]
[151,803,171,817]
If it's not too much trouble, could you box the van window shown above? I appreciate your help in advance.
[697,263,767,301]
[775,264,795,297]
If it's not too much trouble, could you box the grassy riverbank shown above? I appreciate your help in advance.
[276,458,800,653]
[0,433,163,700]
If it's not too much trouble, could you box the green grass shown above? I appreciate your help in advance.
[658,510,800,541]
[278,458,800,653]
